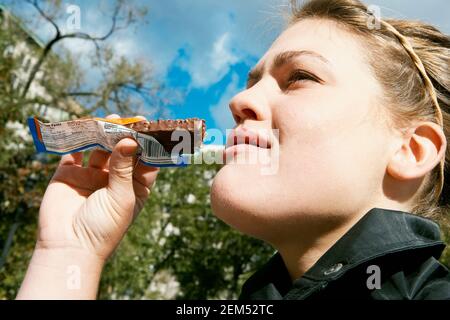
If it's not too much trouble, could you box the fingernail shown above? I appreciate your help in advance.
[120,144,138,157]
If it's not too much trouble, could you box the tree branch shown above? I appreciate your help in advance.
[59,2,122,42]
[25,0,61,39]
[20,0,126,100]
[62,91,102,97]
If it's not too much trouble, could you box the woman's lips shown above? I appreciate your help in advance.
[224,127,273,163]
[225,127,272,149]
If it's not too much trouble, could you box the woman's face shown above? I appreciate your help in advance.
[210,19,397,243]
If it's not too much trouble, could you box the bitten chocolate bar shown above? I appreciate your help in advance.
[124,118,206,154]
[27,116,206,167]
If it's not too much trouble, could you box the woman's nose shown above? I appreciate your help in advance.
[228,85,270,125]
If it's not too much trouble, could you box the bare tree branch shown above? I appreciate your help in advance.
[25,0,61,38]
[21,0,127,99]
[62,91,102,97]
[60,1,121,42]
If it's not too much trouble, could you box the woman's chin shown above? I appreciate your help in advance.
[210,164,274,239]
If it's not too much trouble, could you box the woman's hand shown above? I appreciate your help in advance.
[17,115,158,299]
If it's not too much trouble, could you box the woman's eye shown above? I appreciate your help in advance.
[286,70,320,86]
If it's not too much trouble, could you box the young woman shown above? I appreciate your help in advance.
[17,0,450,299]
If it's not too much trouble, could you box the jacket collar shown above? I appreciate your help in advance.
[240,207,446,299]
[301,207,445,281]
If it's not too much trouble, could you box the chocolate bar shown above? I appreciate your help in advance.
[125,118,206,154]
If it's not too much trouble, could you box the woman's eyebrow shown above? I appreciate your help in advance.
[273,50,330,68]
[247,50,331,84]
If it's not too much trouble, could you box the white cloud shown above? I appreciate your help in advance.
[140,0,287,87]
[13,0,288,89]
[210,73,242,131]
[14,0,450,93]
[188,32,239,88]
[140,0,450,90]
[111,35,138,58]
[57,37,95,56]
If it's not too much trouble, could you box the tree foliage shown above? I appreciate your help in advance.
[98,164,273,300]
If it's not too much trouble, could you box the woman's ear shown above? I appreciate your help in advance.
[387,122,447,180]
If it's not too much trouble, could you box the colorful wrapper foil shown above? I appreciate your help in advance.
[27,117,209,167]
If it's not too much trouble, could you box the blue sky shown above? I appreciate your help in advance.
[5,0,450,144]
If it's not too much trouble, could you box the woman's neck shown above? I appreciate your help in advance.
[274,211,367,281]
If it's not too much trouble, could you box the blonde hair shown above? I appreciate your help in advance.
[289,0,450,222]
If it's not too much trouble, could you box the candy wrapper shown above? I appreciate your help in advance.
[27,116,206,167]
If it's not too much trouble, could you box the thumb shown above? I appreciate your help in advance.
[107,138,139,200]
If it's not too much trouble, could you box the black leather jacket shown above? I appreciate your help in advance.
[239,208,450,300]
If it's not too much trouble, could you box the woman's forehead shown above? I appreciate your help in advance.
[256,19,366,72]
